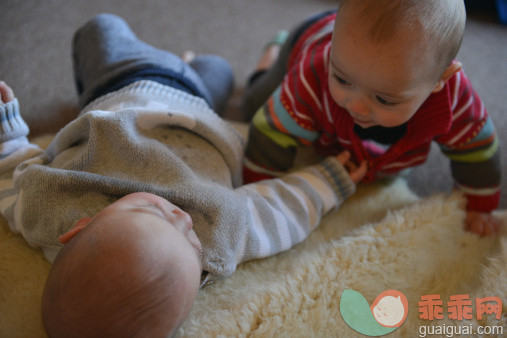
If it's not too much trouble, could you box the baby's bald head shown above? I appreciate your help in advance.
[42,193,202,337]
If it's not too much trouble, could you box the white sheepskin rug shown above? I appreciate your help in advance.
[0,133,505,337]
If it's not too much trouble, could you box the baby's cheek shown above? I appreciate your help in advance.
[327,79,345,105]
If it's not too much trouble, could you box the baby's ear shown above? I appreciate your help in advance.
[432,61,462,93]
[58,217,92,244]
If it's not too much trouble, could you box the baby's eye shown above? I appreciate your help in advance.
[333,74,351,86]
[376,95,397,106]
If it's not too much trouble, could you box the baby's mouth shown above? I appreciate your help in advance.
[352,117,372,128]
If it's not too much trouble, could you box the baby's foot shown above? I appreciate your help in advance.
[256,45,280,71]
[182,50,196,63]
[255,30,289,71]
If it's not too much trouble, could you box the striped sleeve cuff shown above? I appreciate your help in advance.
[465,191,501,213]
[455,182,501,212]
[313,156,356,205]
[0,99,29,143]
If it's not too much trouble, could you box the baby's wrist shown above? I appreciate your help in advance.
[316,156,356,200]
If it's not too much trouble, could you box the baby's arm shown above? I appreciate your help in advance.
[0,81,45,225]
[244,40,330,184]
[243,85,318,183]
[0,81,37,165]
[0,81,43,163]
[234,151,366,265]
[434,70,502,236]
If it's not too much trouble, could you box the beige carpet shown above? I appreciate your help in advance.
[0,130,506,337]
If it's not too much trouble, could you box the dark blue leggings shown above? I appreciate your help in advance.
[72,14,232,115]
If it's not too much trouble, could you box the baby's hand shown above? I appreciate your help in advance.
[336,151,368,185]
[0,81,15,103]
[465,211,502,237]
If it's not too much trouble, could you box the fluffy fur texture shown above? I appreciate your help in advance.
[0,132,505,337]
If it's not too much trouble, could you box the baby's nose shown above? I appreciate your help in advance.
[347,98,370,116]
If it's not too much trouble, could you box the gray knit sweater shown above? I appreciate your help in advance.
[0,80,355,279]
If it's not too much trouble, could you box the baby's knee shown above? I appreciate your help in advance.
[78,13,128,35]
[72,13,131,52]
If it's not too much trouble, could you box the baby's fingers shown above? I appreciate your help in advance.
[335,151,351,164]
[0,81,15,103]
[483,222,499,236]
[487,216,502,235]
[465,212,502,237]
[349,160,368,185]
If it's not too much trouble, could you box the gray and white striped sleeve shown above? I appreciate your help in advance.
[0,99,44,229]
[234,157,355,265]
[0,99,39,162]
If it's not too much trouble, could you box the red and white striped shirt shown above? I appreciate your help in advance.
[245,13,501,212]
